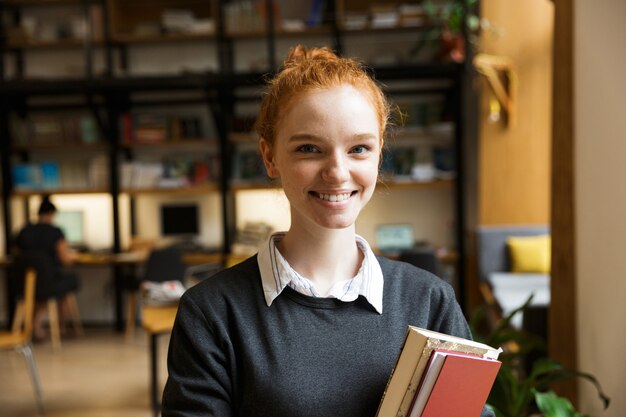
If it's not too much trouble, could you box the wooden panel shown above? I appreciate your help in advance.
[478,0,553,225]
[550,0,578,404]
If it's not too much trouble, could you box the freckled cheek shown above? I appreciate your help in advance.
[355,162,380,186]
[280,164,318,194]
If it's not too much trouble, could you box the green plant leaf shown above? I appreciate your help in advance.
[473,292,611,417]
[525,358,610,410]
[533,389,577,417]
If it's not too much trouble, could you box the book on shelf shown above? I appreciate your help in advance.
[376,326,502,417]
[79,115,100,144]
[11,114,100,146]
[40,161,61,189]
[381,146,416,179]
[306,0,331,28]
[12,163,41,190]
[88,156,109,189]
[12,161,97,191]
[120,153,219,190]
[232,149,265,182]
[121,113,206,144]
[134,114,169,144]
[59,162,89,190]
[12,162,60,190]
[30,115,64,144]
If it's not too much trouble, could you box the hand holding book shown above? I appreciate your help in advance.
[376,326,502,417]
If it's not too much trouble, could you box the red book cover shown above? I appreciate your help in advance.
[417,351,501,417]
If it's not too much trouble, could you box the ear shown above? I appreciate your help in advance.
[259,138,280,179]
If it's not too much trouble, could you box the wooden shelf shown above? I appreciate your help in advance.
[122,139,218,150]
[3,0,86,6]
[229,181,279,192]
[339,24,437,35]
[377,178,455,190]
[227,26,333,40]
[273,26,334,38]
[6,39,105,50]
[121,183,219,195]
[0,62,460,96]
[12,142,108,152]
[229,133,258,143]
[12,188,110,196]
[389,127,454,144]
[228,179,454,193]
[112,32,215,45]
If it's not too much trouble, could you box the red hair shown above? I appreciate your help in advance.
[255,45,390,148]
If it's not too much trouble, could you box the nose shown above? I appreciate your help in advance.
[322,151,349,183]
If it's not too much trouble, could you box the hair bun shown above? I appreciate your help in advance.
[283,45,340,68]
[38,194,57,215]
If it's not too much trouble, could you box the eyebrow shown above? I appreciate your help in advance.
[288,133,322,142]
[287,133,378,142]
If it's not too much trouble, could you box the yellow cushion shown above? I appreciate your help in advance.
[506,235,551,273]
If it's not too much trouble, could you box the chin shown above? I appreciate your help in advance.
[313,215,358,230]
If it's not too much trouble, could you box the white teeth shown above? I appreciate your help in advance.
[317,193,351,202]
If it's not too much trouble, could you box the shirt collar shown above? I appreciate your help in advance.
[257,232,384,314]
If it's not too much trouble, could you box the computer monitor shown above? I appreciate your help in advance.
[54,210,85,246]
[160,203,200,238]
[375,223,415,254]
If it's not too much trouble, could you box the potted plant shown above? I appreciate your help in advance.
[470,297,611,417]
[412,0,499,63]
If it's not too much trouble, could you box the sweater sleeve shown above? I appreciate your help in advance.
[161,292,234,417]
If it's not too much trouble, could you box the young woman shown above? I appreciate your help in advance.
[13,195,79,340]
[162,45,493,417]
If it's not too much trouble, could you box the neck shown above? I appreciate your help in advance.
[278,223,362,295]
[38,214,53,224]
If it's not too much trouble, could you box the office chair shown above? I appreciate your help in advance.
[398,249,441,276]
[124,246,187,337]
[0,269,45,415]
[11,252,83,350]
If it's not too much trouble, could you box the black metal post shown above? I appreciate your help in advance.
[150,333,160,417]
[265,0,276,70]
[82,0,94,79]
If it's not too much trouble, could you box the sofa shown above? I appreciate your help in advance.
[476,225,550,330]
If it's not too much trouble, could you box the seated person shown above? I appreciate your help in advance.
[13,195,80,340]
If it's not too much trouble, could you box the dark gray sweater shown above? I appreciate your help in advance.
[162,255,494,417]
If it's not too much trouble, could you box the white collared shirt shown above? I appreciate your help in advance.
[257,232,384,314]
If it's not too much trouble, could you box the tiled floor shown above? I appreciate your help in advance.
[0,328,170,417]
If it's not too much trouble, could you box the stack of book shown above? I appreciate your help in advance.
[377,326,502,417]
[121,113,205,145]
[11,114,100,146]
[12,158,108,191]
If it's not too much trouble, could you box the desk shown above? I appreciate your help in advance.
[1,252,222,331]
[142,304,178,417]
[78,252,220,331]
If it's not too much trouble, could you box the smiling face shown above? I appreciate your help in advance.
[260,84,381,232]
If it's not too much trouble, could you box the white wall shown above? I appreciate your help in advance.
[29,194,116,250]
[575,0,626,415]
[133,192,223,249]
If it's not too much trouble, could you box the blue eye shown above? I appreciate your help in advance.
[297,144,319,153]
[350,145,369,154]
